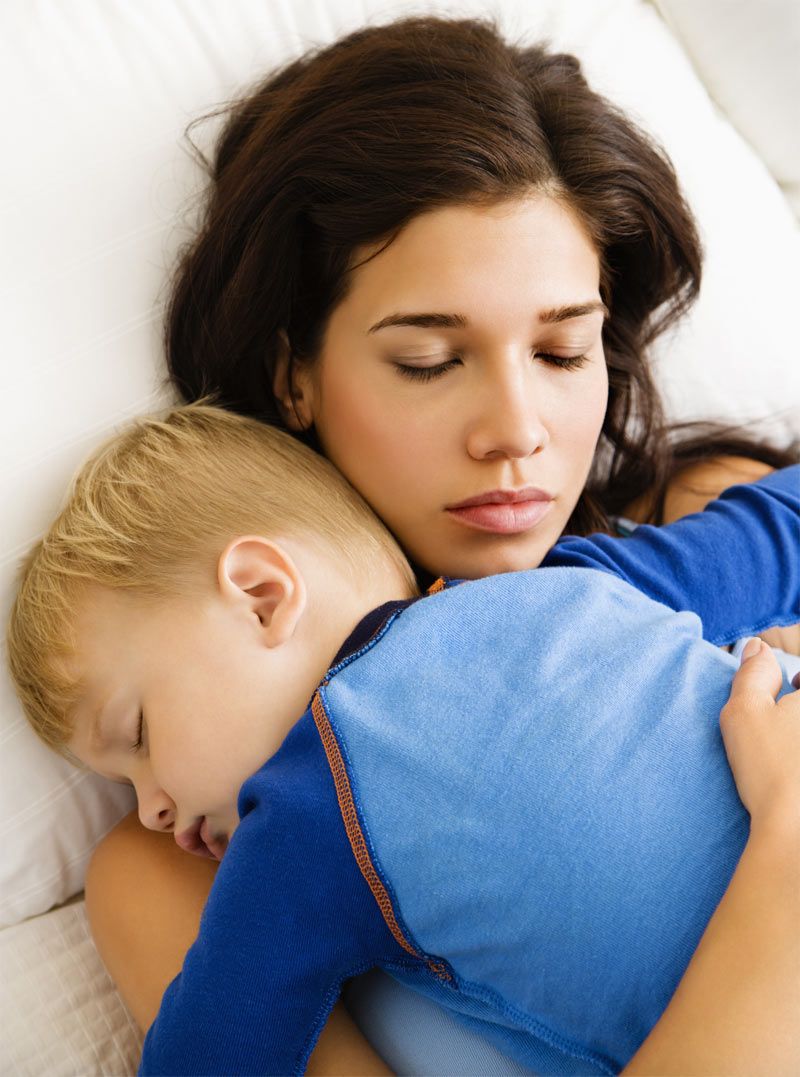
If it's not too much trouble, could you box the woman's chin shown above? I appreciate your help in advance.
[431,546,548,581]
[466,533,559,578]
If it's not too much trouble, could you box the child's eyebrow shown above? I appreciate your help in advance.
[90,704,110,750]
[108,775,134,788]
[85,711,133,787]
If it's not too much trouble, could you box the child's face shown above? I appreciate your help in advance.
[67,572,307,861]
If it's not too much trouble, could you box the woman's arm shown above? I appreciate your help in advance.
[623,641,800,1075]
[624,455,775,524]
[308,1004,392,1076]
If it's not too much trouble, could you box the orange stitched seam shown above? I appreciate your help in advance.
[311,691,452,982]
[312,692,419,957]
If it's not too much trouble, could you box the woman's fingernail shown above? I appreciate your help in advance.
[792,671,800,690]
[741,637,762,661]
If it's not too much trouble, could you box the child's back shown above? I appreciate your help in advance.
[315,567,747,1073]
[143,466,799,1076]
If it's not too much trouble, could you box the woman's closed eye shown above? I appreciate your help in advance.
[538,352,589,371]
[393,357,461,381]
[392,351,590,381]
[129,710,145,753]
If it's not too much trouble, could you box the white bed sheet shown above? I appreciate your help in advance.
[0,897,142,1077]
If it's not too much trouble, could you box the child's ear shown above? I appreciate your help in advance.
[272,332,316,432]
[218,536,307,647]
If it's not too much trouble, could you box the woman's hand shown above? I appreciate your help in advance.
[720,638,800,831]
[623,640,800,1076]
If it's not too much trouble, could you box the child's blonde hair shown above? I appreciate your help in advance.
[6,402,416,756]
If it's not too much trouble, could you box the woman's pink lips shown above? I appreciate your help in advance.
[446,497,553,534]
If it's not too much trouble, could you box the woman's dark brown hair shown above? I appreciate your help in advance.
[166,15,796,537]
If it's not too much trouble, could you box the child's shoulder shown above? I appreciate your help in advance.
[334,566,673,675]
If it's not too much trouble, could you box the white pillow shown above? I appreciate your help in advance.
[1,0,799,929]
[654,0,800,218]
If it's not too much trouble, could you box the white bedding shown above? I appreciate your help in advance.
[0,898,142,1076]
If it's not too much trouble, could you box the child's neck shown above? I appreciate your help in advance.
[287,551,420,719]
[315,562,418,673]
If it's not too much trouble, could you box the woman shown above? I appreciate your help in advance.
[86,16,799,1073]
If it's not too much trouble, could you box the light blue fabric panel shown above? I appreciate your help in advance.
[344,968,538,1076]
[373,964,614,1076]
[323,569,750,1071]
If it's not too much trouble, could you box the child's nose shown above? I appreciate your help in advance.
[137,789,176,833]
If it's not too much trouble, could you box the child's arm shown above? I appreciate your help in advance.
[623,642,800,1075]
[138,716,412,1077]
[544,465,800,646]
[84,813,390,1076]
[629,456,800,655]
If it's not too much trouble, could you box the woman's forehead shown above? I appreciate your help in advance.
[339,196,601,329]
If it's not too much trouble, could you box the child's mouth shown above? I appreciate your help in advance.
[175,816,228,861]
[200,817,229,861]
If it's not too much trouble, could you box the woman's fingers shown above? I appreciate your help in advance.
[724,636,784,708]
[719,639,799,825]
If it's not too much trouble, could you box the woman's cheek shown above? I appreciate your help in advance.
[569,358,608,444]
[319,376,437,494]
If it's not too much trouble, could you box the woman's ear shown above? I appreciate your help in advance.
[218,535,307,648]
[273,332,316,432]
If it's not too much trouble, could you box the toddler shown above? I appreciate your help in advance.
[7,404,799,1076]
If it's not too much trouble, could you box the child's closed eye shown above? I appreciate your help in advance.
[130,710,145,753]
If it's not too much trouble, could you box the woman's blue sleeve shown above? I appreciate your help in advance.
[543,465,799,646]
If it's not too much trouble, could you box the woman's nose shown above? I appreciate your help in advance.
[465,361,550,461]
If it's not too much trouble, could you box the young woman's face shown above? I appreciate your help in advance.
[293,195,609,579]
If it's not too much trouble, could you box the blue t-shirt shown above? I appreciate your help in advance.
[140,467,800,1076]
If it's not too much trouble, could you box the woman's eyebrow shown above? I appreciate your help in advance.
[540,301,608,324]
[368,312,467,333]
[367,301,607,334]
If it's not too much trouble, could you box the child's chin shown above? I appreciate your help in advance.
[186,842,219,861]
[207,834,229,861]
[200,819,229,861]
[204,831,230,857]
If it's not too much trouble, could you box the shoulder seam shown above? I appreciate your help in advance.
[311,690,452,983]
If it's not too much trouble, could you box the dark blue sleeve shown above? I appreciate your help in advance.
[543,465,800,646]
[138,712,414,1077]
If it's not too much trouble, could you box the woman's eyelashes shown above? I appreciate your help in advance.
[394,357,461,381]
[392,351,590,381]
[129,710,145,753]
[537,352,590,371]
